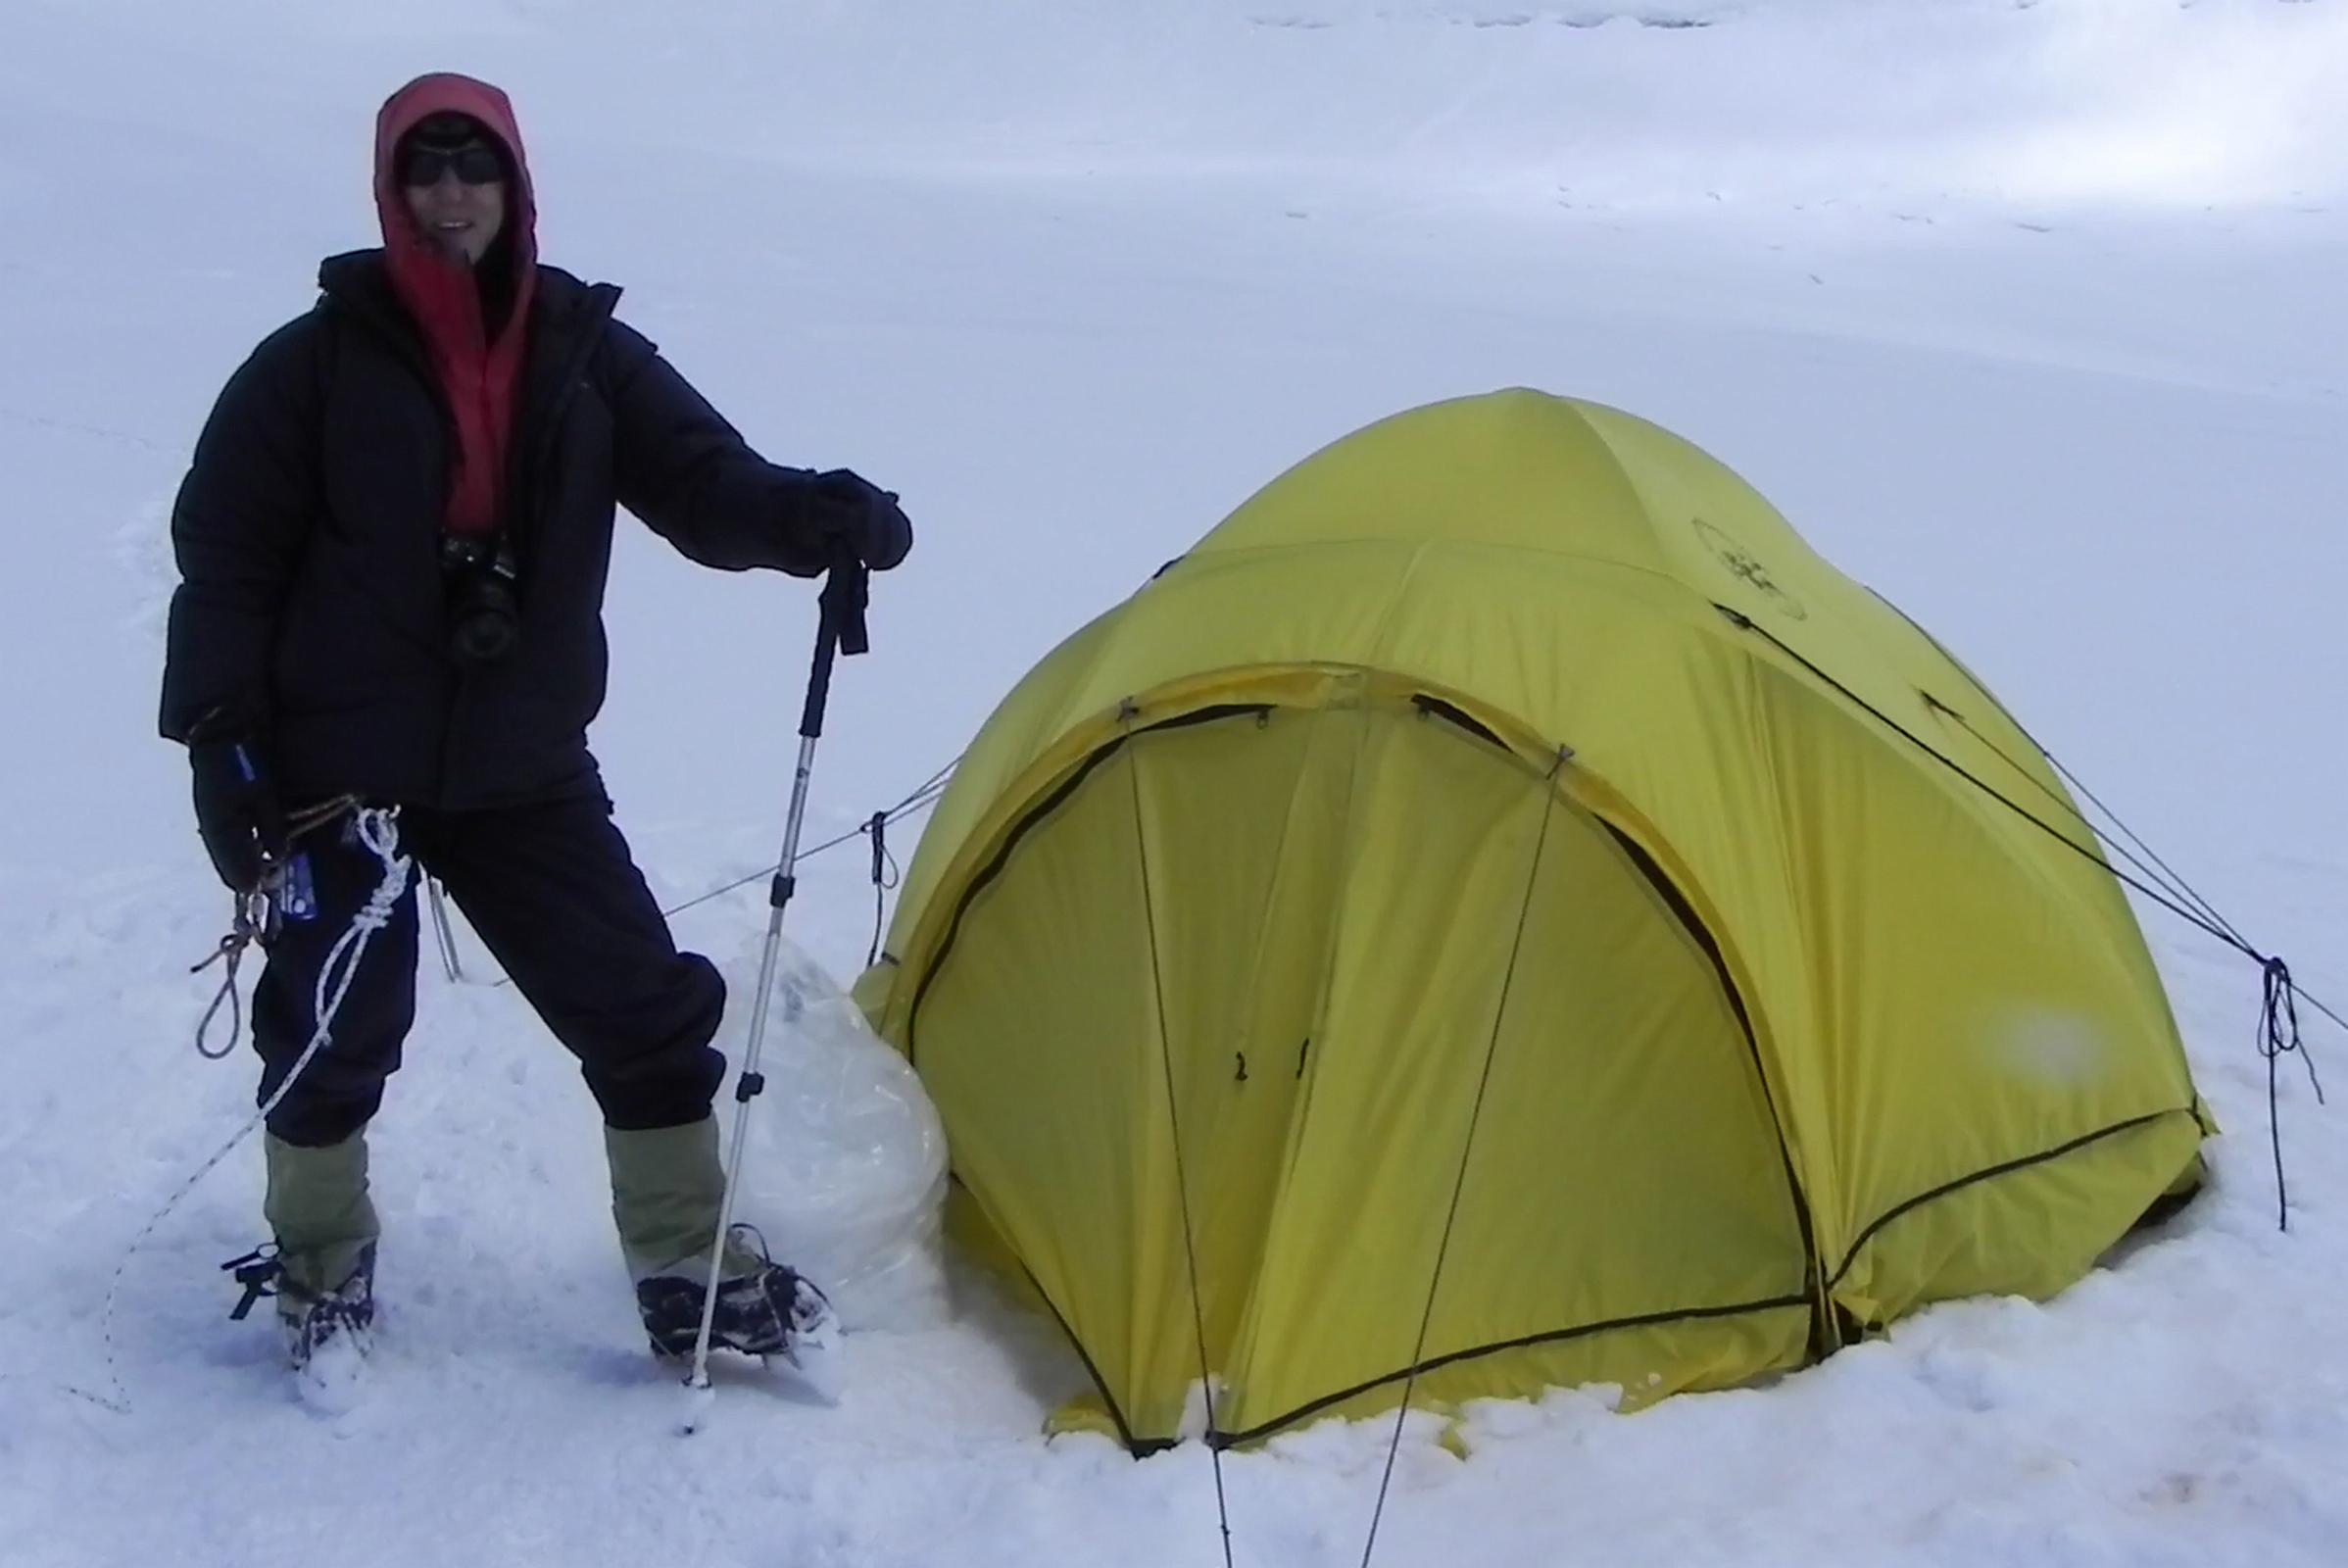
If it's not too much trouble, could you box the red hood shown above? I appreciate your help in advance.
[371,74,538,538]
[373,72,538,284]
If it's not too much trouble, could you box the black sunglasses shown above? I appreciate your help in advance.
[400,142,505,188]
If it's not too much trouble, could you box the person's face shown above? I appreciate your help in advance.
[400,137,507,266]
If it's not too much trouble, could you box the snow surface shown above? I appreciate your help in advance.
[2,0,2343,1563]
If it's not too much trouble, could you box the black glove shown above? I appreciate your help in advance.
[189,736,289,895]
[799,468,912,571]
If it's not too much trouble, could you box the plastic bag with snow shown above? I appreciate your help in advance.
[712,935,949,1332]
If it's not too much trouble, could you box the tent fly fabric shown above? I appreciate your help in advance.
[855,389,2212,1451]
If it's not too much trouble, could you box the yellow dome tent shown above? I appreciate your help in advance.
[855,389,2210,1451]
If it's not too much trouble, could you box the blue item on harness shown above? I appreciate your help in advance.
[278,851,318,925]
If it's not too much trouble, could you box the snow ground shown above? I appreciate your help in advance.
[0,2,2342,1564]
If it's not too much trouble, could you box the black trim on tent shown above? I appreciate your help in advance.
[905,746,1120,1066]
[1410,694,1509,752]
[905,704,1272,1065]
[1825,1104,2199,1293]
[1593,821,1833,1358]
[1206,1293,1812,1450]
[1021,1260,1162,1456]
[1142,703,1278,736]
[944,1172,1162,1456]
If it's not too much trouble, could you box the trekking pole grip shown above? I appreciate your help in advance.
[823,546,870,659]
[799,550,868,740]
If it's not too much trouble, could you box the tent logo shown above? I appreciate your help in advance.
[1694,517,1807,620]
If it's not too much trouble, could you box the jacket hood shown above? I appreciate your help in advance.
[369,73,540,539]
[373,73,539,287]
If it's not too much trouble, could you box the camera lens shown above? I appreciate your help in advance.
[453,601,518,663]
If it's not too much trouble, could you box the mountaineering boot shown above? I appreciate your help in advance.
[604,1118,841,1374]
[261,1131,381,1369]
[281,1243,377,1370]
[633,1224,841,1367]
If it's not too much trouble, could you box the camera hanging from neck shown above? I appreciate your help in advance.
[440,529,521,665]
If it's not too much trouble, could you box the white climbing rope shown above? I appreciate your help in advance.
[72,807,415,1413]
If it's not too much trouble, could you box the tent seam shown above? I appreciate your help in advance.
[1211,1292,1813,1449]
[1826,1104,2201,1296]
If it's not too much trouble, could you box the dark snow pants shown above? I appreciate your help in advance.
[254,796,727,1148]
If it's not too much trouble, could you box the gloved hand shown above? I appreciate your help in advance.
[798,468,912,571]
[189,735,290,895]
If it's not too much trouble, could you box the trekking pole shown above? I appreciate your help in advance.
[682,548,870,1411]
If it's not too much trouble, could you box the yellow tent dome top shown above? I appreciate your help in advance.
[879,389,2051,941]
[1199,387,1790,580]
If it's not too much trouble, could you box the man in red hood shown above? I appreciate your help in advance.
[162,73,906,1377]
